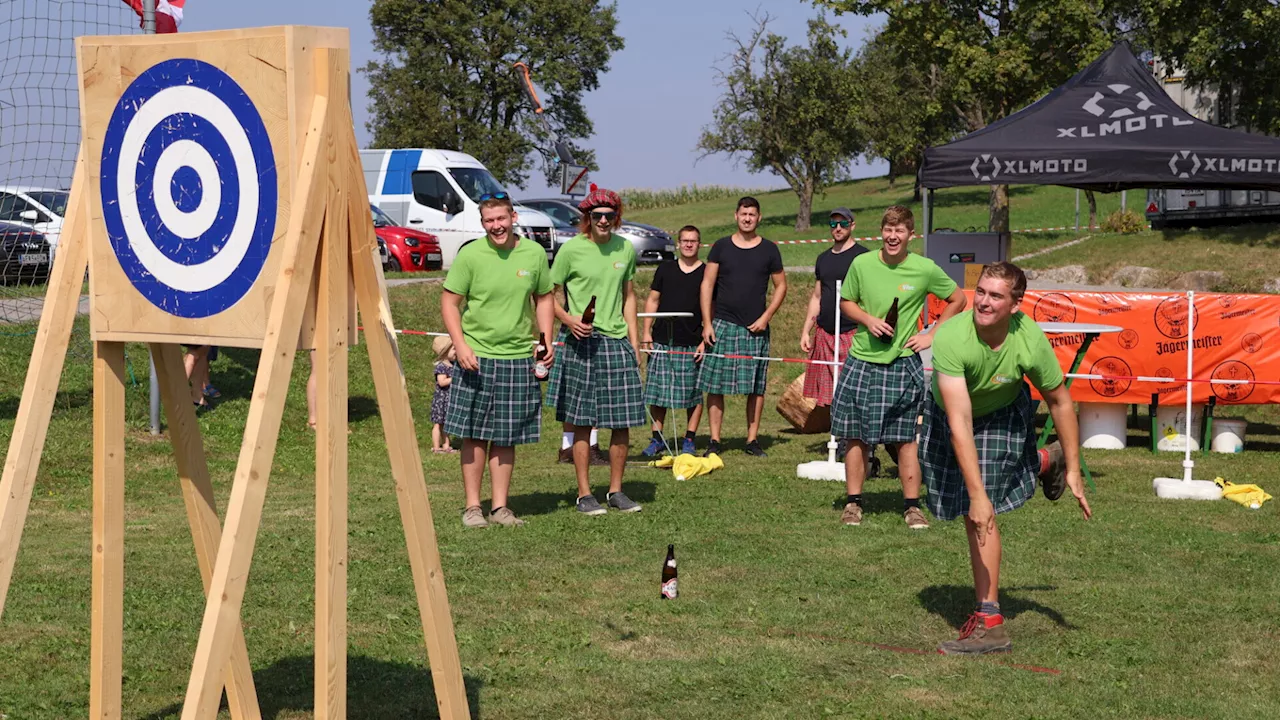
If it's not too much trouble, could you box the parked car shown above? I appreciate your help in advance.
[0,186,65,263]
[518,197,675,263]
[371,203,442,272]
[0,221,51,285]
[361,148,557,267]
[377,235,390,271]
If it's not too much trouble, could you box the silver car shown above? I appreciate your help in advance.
[518,198,675,263]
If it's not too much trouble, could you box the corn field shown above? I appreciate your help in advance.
[619,184,771,211]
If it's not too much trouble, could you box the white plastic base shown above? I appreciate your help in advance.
[797,460,845,482]
[1153,477,1223,500]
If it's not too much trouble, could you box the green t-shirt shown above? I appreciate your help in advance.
[930,310,1065,418]
[840,251,958,364]
[549,233,636,339]
[441,236,552,359]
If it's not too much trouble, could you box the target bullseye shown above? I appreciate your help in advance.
[100,58,277,318]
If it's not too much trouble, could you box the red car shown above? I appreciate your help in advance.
[371,204,442,271]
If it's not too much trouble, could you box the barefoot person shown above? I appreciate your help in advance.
[697,197,786,457]
[441,192,555,528]
[922,262,1091,654]
[833,205,966,528]
[641,225,707,456]
[800,207,867,459]
[545,186,645,516]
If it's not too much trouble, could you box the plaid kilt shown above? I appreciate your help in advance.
[803,327,854,407]
[696,319,769,396]
[920,384,1040,522]
[443,357,542,445]
[643,343,703,409]
[831,354,924,444]
[545,329,645,429]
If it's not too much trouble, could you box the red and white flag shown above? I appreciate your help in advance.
[123,0,186,34]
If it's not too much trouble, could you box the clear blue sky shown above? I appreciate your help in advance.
[183,0,888,194]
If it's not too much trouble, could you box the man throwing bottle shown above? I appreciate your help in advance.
[441,192,555,529]
[833,205,966,528]
[545,186,646,516]
[922,261,1090,654]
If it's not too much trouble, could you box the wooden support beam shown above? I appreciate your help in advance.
[89,341,126,719]
[180,91,331,720]
[0,151,90,621]
[152,343,262,720]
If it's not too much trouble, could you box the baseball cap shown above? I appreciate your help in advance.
[829,207,854,220]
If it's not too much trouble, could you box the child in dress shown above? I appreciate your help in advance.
[431,336,457,453]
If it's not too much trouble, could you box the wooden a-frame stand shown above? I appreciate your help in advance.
[0,30,468,720]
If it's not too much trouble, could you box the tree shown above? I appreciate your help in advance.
[1124,1,1280,134]
[699,15,866,231]
[817,0,1122,230]
[364,0,623,188]
[850,32,965,201]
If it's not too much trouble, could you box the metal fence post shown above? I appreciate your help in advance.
[144,0,160,435]
[142,0,156,34]
[1075,189,1080,231]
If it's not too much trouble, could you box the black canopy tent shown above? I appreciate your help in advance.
[918,42,1280,245]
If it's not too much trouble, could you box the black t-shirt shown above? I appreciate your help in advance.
[706,236,784,327]
[649,260,706,347]
[815,243,869,334]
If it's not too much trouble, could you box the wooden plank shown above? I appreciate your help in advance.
[344,127,470,719]
[314,45,350,720]
[180,91,330,720]
[152,343,262,720]
[0,153,90,621]
[89,341,126,720]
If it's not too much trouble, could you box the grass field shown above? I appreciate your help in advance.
[2,268,1279,719]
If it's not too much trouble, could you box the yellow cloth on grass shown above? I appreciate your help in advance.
[649,453,724,481]
[1214,477,1271,509]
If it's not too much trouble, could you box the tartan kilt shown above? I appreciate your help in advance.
[696,319,769,396]
[831,353,924,444]
[545,328,645,429]
[803,327,854,407]
[920,384,1040,522]
[443,357,542,445]
[643,343,703,409]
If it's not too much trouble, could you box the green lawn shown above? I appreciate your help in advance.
[1,276,1279,719]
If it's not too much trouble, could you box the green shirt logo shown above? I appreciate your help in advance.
[991,374,1016,385]
[517,269,530,278]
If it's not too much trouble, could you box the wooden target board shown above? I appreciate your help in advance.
[0,27,468,720]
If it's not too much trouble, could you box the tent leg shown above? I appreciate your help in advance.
[923,188,933,256]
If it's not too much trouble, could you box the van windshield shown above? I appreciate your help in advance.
[447,167,506,203]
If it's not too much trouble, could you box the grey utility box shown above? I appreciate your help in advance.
[924,231,1012,287]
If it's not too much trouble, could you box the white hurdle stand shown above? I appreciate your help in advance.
[1153,291,1222,500]
[797,280,848,482]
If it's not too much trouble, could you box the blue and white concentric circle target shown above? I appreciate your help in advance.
[101,58,277,318]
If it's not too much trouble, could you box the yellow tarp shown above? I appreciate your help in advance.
[649,453,724,480]
[1215,477,1272,509]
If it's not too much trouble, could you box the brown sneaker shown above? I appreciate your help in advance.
[461,505,488,529]
[557,447,572,464]
[904,506,930,530]
[938,613,1012,655]
[840,502,863,526]
[488,506,525,527]
[589,444,611,466]
[1040,441,1066,501]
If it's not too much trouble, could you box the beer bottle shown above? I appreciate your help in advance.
[879,297,900,342]
[581,295,598,326]
[533,332,550,381]
[660,544,678,600]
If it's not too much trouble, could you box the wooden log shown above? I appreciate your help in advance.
[776,375,831,434]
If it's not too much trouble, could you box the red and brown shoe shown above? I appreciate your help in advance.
[938,612,1012,655]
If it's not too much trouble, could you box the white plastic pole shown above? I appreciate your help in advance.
[828,280,842,464]
[1182,290,1195,482]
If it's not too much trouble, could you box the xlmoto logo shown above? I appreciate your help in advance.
[1058,83,1194,138]
[1169,151,1280,178]
[970,154,1086,181]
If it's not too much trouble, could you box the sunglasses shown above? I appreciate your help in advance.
[590,210,616,222]
[829,220,852,228]
[479,192,508,201]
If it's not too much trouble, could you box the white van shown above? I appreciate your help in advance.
[361,149,556,268]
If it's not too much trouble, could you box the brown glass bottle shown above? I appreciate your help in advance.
[878,297,900,342]
[660,544,678,599]
[581,295,598,325]
[533,332,550,380]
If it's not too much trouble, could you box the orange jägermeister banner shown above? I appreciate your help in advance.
[927,290,1280,405]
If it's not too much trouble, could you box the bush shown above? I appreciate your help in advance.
[1101,209,1146,234]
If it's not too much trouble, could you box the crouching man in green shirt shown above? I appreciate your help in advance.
[922,262,1092,655]
[441,193,555,529]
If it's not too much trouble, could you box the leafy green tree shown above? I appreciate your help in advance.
[698,15,866,231]
[1125,1,1280,134]
[364,0,623,188]
[818,0,1121,230]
